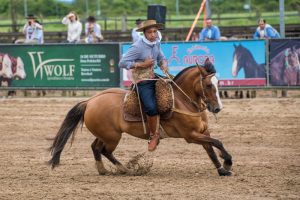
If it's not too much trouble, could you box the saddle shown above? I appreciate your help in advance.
[123,79,174,122]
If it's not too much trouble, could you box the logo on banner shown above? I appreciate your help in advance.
[28,51,75,80]
[184,45,214,65]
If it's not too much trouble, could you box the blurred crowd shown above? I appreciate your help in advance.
[15,11,104,45]
[14,12,281,45]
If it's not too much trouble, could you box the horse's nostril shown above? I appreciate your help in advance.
[214,108,221,113]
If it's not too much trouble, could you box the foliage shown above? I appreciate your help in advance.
[0,0,297,19]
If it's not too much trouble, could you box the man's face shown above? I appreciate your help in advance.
[206,19,212,28]
[259,22,265,30]
[28,18,34,25]
[144,27,158,42]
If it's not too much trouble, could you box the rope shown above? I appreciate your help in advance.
[134,83,147,134]
[164,72,204,112]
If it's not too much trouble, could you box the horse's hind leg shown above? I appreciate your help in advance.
[93,133,128,174]
[101,145,128,174]
[91,138,109,175]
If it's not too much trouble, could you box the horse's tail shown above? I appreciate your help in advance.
[48,101,87,169]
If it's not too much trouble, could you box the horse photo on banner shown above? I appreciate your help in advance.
[269,39,300,86]
[121,40,267,87]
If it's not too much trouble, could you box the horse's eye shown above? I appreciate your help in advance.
[206,84,213,89]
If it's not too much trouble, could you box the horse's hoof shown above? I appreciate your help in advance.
[218,167,233,176]
[98,170,109,175]
[95,161,109,175]
[116,165,129,174]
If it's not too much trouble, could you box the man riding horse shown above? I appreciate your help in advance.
[119,20,168,152]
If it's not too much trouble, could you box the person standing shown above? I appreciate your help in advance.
[199,18,221,41]
[253,19,280,39]
[119,20,168,151]
[84,16,104,43]
[62,11,82,43]
[131,19,144,43]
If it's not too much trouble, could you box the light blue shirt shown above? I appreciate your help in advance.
[199,25,221,41]
[253,24,280,39]
[119,37,166,70]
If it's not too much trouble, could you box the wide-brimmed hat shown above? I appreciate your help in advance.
[87,16,96,22]
[26,14,36,19]
[136,20,164,32]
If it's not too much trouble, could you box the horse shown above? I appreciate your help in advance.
[232,44,266,78]
[0,54,26,96]
[270,46,300,86]
[48,65,233,176]
[0,53,13,79]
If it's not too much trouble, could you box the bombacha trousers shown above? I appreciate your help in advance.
[136,80,158,116]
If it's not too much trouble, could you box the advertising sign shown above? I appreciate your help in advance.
[0,44,120,88]
[121,40,266,87]
[269,39,300,86]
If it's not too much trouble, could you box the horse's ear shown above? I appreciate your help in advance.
[233,44,237,49]
[205,57,210,64]
[196,61,203,74]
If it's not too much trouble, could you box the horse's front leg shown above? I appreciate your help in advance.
[202,144,231,176]
[185,131,233,176]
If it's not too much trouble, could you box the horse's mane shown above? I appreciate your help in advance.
[173,65,197,82]
[237,45,255,62]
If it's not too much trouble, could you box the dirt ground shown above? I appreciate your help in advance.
[0,93,299,200]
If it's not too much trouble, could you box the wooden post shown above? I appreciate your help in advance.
[185,0,206,41]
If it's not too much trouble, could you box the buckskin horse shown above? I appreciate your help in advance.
[48,65,233,176]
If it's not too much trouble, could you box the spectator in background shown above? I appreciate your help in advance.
[62,11,82,43]
[253,19,280,39]
[131,18,144,43]
[84,16,104,43]
[15,14,44,44]
[199,18,221,41]
[191,31,199,41]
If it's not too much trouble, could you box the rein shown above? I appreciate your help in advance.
[164,72,207,115]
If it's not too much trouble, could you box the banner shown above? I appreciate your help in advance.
[121,40,266,87]
[0,44,120,88]
[269,39,300,86]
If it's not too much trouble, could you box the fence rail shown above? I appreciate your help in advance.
[0,24,299,43]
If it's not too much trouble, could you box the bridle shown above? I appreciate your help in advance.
[164,68,208,114]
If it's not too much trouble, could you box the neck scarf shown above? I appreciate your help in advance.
[142,36,157,46]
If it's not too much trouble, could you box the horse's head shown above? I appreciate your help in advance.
[232,44,250,77]
[174,65,223,113]
[0,54,13,79]
[14,57,26,79]
[286,47,300,69]
[197,67,223,113]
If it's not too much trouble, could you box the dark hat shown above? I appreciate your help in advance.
[135,18,142,25]
[87,16,96,22]
[26,14,36,19]
[136,20,164,32]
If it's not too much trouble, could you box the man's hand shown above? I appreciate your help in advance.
[142,57,154,68]
[160,60,168,74]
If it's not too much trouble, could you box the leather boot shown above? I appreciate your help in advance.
[147,115,160,151]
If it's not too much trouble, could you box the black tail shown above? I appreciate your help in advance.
[48,101,87,169]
